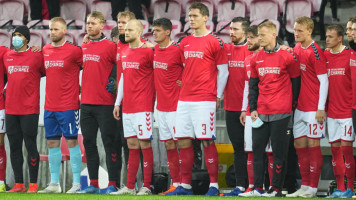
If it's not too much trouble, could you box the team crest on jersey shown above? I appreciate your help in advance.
[300,64,307,71]
[258,67,280,76]
[8,66,29,74]
[184,51,204,59]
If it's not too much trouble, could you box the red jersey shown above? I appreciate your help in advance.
[224,41,252,111]
[244,53,254,116]
[81,37,116,105]
[0,46,9,110]
[325,47,352,118]
[250,48,300,115]
[118,45,155,113]
[43,42,82,111]
[4,48,45,115]
[350,50,356,109]
[154,42,183,112]
[293,42,327,111]
[179,33,228,101]
[116,37,150,67]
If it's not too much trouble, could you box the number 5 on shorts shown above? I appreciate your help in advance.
[138,125,143,136]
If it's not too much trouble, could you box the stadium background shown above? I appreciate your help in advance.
[0,0,355,195]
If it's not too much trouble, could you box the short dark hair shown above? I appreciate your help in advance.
[231,17,250,33]
[246,25,258,36]
[352,18,356,24]
[326,24,345,37]
[152,18,172,31]
[348,16,356,22]
[189,2,209,17]
[111,26,119,39]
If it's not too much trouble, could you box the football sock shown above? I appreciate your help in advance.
[342,146,355,192]
[267,152,274,187]
[126,148,140,189]
[331,146,345,191]
[69,145,82,184]
[179,145,194,185]
[203,142,219,185]
[0,144,6,182]
[309,146,323,188]
[247,152,254,186]
[48,147,62,183]
[166,148,180,184]
[296,147,310,187]
[142,147,153,188]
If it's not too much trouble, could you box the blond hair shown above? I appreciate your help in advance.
[117,11,136,21]
[87,11,106,24]
[258,21,277,34]
[128,19,143,33]
[50,17,66,26]
[295,16,314,30]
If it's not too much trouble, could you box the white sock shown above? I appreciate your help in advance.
[248,184,254,188]
[181,183,192,190]
[209,182,218,189]
[301,185,309,190]
[173,182,179,187]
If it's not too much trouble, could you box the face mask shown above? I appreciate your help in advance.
[12,36,24,49]
[252,117,264,128]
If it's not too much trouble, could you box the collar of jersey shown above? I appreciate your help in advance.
[15,47,30,53]
[233,39,247,46]
[330,45,345,54]
[52,40,66,47]
[90,33,106,42]
[192,31,210,37]
[301,40,315,49]
[263,43,280,53]
[159,41,173,49]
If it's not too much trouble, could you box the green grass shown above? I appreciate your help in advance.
[0,193,319,200]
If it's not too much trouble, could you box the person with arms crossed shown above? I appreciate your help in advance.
[4,26,45,193]
[150,18,183,195]
[323,24,355,198]
[77,11,119,194]
[287,16,328,198]
[165,2,229,196]
[0,45,8,193]
[241,21,300,197]
[111,19,155,195]
[38,17,83,194]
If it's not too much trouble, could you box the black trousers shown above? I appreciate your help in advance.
[252,117,290,189]
[29,0,60,20]
[80,104,119,182]
[226,111,247,187]
[6,114,39,183]
[114,105,128,186]
[283,129,298,193]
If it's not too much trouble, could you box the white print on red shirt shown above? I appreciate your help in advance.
[258,67,280,76]
[8,66,29,74]
[229,60,244,68]
[300,64,307,71]
[83,54,100,62]
[351,59,356,67]
[327,68,345,77]
[184,51,204,59]
[45,60,64,68]
[123,62,140,69]
[153,61,168,70]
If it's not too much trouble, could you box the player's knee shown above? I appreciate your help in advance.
[47,139,60,148]
[0,134,4,145]
[294,137,307,148]
[177,139,192,149]
[139,140,151,149]
[307,138,320,147]
[164,140,176,150]
[66,139,78,148]
[202,139,214,147]
[127,137,140,149]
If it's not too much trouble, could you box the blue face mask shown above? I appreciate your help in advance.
[252,117,264,128]
[12,36,24,49]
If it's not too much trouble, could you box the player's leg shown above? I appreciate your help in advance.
[157,111,179,194]
[38,110,62,193]
[5,114,26,192]
[57,110,82,193]
[244,116,254,191]
[225,110,247,195]
[114,110,124,187]
[340,118,355,196]
[20,114,40,193]
[96,105,119,192]
[0,109,6,192]
[265,141,273,190]
[268,117,290,196]
[78,104,100,193]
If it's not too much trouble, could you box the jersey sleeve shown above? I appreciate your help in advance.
[109,42,117,64]
[37,53,46,74]
[214,41,228,66]
[249,55,258,78]
[179,39,185,65]
[312,47,327,75]
[75,46,83,67]
[286,50,300,78]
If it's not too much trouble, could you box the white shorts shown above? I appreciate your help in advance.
[157,110,176,141]
[244,116,272,153]
[123,112,153,140]
[327,117,354,143]
[175,101,216,140]
[293,109,326,139]
[0,109,5,134]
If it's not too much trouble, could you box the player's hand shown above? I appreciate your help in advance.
[106,77,117,94]
[216,97,221,110]
[315,110,326,124]
[251,111,258,122]
[240,111,246,126]
[113,105,121,120]
[83,34,89,43]
[142,42,154,48]
[176,80,182,87]
[280,44,292,51]
[31,45,42,52]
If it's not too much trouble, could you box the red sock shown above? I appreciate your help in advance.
[331,147,345,191]
[179,145,194,185]
[0,144,6,181]
[309,146,323,188]
[127,148,140,189]
[296,147,310,186]
[108,181,116,189]
[267,152,274,187]
[247,152,254,186]
[90,179,99,188]
[342,146,355,192]
[167,148,180,184]
[203,142,219,183]
[142,147,153,188]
